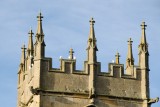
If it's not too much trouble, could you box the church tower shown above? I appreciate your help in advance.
[17,13,159,107]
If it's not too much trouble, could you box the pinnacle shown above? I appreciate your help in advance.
[126,38,134,66]
[115,52,120,64]
[69,48,74,59]
[36,12,44,36]
[20,44,26,65]
[88,17,96,43]
[115,51,120,58]
[140,22,147,45]
[27,28,34,56]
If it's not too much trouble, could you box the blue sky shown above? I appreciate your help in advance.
[0,0,159,107]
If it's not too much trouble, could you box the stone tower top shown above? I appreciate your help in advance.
[17,14,159,107]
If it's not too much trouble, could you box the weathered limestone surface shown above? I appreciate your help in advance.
[96,76,141,98]
[41,96,90,107]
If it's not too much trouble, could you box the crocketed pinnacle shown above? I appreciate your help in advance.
[126,38,134,66]
[37,12,44,35]
[86,17,98,63]
[36,12,45,43]
[139,22,148,52]
[87,17,98,51]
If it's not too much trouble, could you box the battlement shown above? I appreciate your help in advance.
[34,54,142,99]
[44,56,141,80]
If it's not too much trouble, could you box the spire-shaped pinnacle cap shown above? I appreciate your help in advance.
[35,12,45,46]
[115,52,120,64]
[27,28,34,56]
[126,38,134,66]
[87,17,98,51]
[89,17,96,40]
[86,17,98,63]
[20,44,26,64]
[36,12,44,35]
[140,22,147,44]
[139,22,148,53]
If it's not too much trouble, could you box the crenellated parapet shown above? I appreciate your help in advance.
[43,50,100,76]
[17,13,158,107]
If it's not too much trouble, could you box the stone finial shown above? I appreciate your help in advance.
[37,12,43,21]
[87,17,98,63]
[69,48,74,59]
[126,38,134,67]
[87,17,98,50]
[20,44,26,71]
[139,22,148,53]
[115,52,120,64]
[34,12,46,59]
[89,17,96,42]
[89,17,95,25]
[140,22,147,45]
[141,22,147,30]
[36,12,44,42]
[21,44,26,64]
[27,28,34,57]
